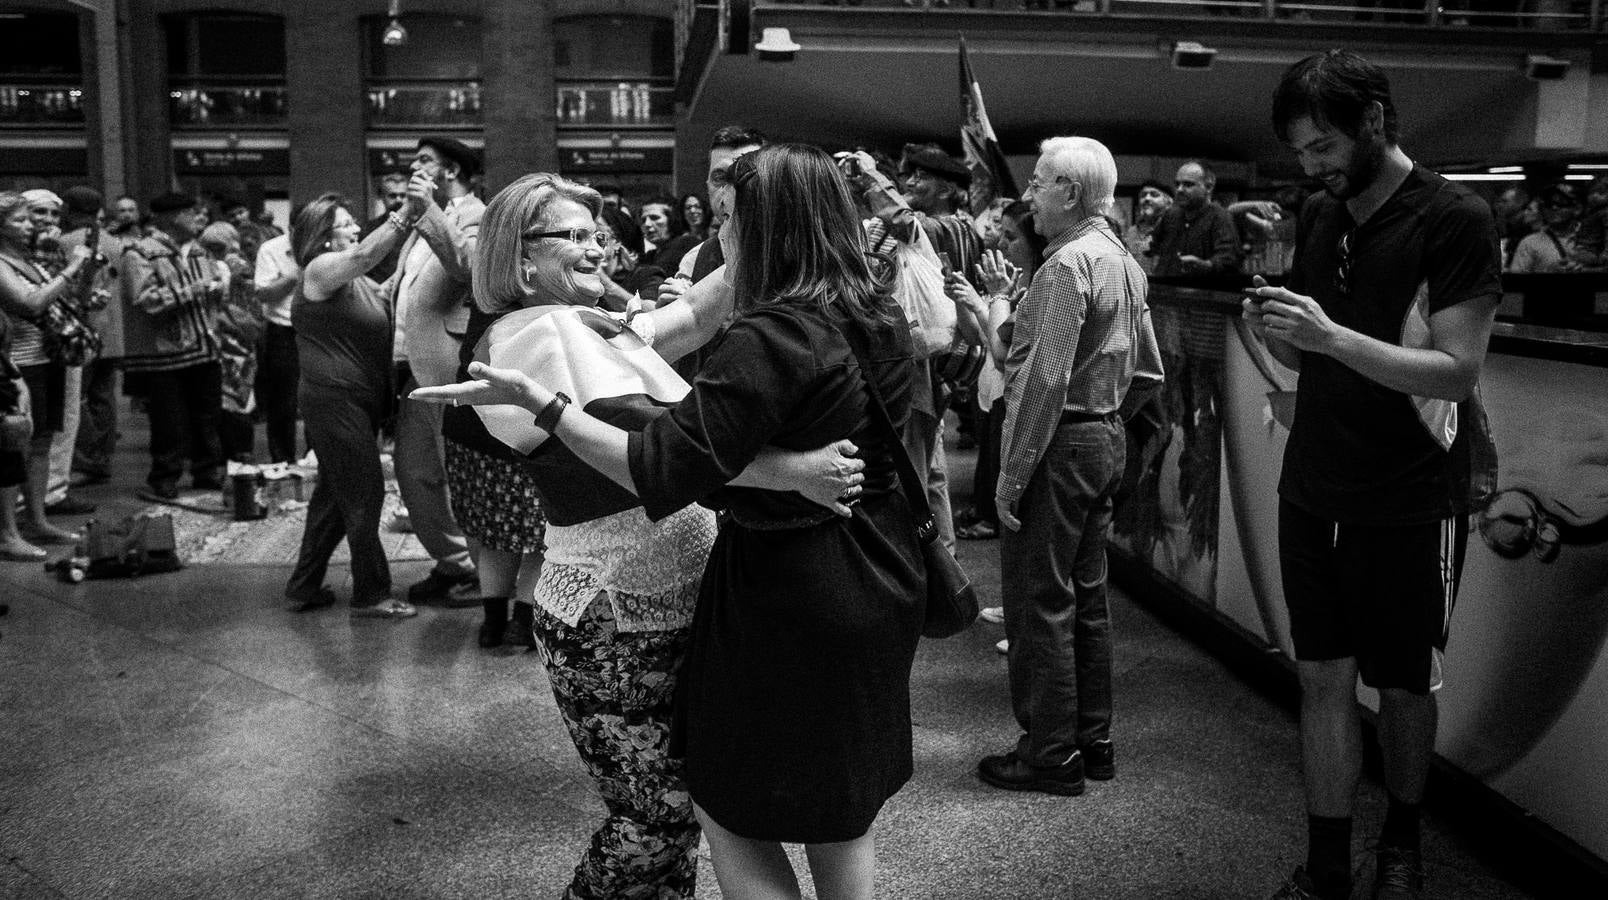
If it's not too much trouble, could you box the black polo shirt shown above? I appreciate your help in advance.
[1280,165,1501,525]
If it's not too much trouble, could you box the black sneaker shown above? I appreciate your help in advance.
[1080,739,1115,781]
[1271,867,1348,900]
[1372,846,1423,900]
[45,496,98,516]
[407,569,479,605]
[148,482,180,500]
[977,750,1085,796]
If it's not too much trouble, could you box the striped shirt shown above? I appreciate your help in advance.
[998,216,1163,509]
[121,234,220,373]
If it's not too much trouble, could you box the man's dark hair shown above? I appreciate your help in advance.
[641,195,687,237]
[710,124,767,152]
[599,205,644,256]
[1272,49,1399,145]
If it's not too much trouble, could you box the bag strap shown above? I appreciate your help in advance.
[833,319,940,545]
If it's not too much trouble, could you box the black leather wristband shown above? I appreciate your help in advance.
[533,391,571,433]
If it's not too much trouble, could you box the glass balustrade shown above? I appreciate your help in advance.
[556,82,674,128]
[0,84,85,126]
[168,84,288,128]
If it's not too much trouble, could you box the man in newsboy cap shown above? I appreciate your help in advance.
[386,136,485,605]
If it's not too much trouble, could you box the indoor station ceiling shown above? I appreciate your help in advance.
[682,12,1593,176]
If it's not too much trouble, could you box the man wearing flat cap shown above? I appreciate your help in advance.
[121,192,225,499]
[895,142,987,551]
[388,136,482,604]
[57,186,126,493]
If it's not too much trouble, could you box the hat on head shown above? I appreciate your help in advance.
[199,222,240,251]
[1138,179,1174,198]
[417,137,481,180]
[60,186,103,216]
[149,192,197,214]
[1538,183,1580,208]
[901,144,972,189]
[21,188,62,209]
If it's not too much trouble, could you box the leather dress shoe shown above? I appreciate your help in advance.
[977,750,1085,796]
[1081,739,1116,781]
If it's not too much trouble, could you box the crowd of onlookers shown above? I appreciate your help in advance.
[2,151,1605,567]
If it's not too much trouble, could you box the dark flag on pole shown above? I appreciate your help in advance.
[959,37,1018,213]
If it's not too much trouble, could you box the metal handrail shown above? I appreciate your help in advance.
[748,0,1604,30]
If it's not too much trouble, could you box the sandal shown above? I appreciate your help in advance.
[0,540,47,562]
[349,598,418,620]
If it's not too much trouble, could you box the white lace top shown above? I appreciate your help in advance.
[533,503,717,632]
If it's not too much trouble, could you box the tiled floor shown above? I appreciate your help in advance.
[0,409,1563,899]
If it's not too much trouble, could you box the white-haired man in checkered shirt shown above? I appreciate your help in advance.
[978,136,1164,798]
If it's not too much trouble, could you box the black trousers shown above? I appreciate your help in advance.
[258,323,300,464]
[285,384,390,604]
[138,361,223,491]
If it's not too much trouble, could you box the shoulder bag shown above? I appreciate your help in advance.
[837,320,979,638]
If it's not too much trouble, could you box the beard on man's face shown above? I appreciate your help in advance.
[1325,136,1386,201]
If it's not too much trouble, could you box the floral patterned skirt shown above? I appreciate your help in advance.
[444,439,546,554]
[534,595,698,900]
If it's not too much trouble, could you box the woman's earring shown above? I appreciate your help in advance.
[523,266,538,280]
[324,240,332,249]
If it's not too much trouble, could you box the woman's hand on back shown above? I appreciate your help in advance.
[770,439,866,517]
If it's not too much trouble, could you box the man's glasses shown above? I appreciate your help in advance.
[1334,228,1355,295]
[524,226,614,250]
[1024,175,1066,195]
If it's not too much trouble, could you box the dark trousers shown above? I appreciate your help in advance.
[971,399,1006,528]
[72,357,119,478]
[286,385,390,604]
[258,323,300,464]
[139,361,223,490]
[1000,419,1125,767]
[219,410,255,462]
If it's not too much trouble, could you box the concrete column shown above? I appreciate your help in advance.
[125,0,171,203]
[284,0,364,208]
[482,0,556,196]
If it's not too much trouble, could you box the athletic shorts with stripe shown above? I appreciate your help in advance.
[1278,498,1469,694]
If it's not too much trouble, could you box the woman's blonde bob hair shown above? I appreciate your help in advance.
[473,172,602,313]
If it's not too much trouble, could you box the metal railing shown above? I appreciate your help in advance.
[168,82,288,129]
[0,84,86,127]
[754,0,1605,31]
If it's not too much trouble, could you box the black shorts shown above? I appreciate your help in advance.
[1278,499,1467,694]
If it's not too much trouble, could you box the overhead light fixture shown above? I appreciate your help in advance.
[754,27,800,63]
[1170,41,1217,71]
[382,0,407,47]
[1524,54,1570,81]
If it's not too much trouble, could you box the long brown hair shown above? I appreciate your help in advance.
[727,143,897,328]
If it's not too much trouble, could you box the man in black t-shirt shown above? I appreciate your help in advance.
[1248,51,1501,900]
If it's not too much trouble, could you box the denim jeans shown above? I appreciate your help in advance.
[1000,418,1125,767]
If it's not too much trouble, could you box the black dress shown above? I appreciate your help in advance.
[628,299,926,843]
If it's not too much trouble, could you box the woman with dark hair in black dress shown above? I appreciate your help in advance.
[417,143,925,899]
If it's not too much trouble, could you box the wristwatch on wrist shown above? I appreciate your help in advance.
[533,391,571,433]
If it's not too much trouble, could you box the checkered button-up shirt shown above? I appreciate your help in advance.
[999,215,1163,509]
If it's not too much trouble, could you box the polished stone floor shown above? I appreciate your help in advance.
[0,410,1560,899]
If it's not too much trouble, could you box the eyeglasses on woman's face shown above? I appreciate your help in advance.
[524,226,614,251]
